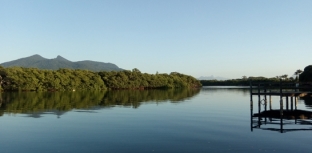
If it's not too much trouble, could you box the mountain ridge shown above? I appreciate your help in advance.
[0,55,124,71]
[197,75,228,80]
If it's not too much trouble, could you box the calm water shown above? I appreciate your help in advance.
[0,87,311,153]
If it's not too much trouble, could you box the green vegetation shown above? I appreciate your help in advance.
[0,88,200,116]
[200,68,310,86]
[294,69,303,81]
[0,66,201,91]
[200,77,293,86]
[0,54,124,71]
[98,68,201,89]
[199,66,312,86]
[200,76,297,86]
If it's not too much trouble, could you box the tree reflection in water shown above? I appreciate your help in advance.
[0,88,200,117]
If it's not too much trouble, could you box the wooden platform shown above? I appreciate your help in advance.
[250,81,312,133]
[251,92,312,97]
[250,81,312,97]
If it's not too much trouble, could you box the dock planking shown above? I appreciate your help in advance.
[251,92,312,97]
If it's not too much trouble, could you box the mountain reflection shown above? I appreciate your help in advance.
[0,88,200,117]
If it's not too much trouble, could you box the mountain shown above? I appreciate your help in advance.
[0,54,124,71]
[198,75,228,80]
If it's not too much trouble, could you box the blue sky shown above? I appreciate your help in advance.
[1,0,311,79]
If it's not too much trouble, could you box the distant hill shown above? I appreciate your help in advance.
[198,75,228,80]
[0,54,124,71]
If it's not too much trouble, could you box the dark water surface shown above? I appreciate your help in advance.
[0,87,311,153]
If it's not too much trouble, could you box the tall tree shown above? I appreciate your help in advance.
[281,74,288,80]
[294,69,303,81]
[299,66,312,82]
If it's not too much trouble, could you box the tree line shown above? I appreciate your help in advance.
[200,68,307,86]
[0,66,201,91]
[200,77,287,86]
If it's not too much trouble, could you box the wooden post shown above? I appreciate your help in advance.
[264,88,267,110]
[250,98,253,132]
[280,79,283,115]
[269,94,272,110]
[250,80,254,131]
[258,83,261,127]
[295,96,298,124]
[280,79,283,133]
[286,96,289,111]
[250,81,253,105]
[295,97,298,110]
[258,83,261,115]
[269,84,272,110]
[264,88,267,123]
[291,96,293,111]
[250,81,252,96]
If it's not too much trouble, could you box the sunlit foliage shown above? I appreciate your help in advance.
[0,67,201,91]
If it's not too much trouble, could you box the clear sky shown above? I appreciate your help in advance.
[1,0,311,79]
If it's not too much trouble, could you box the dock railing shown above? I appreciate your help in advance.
[250,80,312,97]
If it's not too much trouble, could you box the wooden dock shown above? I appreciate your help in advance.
[249,80,312,133]
[250,81,312,97]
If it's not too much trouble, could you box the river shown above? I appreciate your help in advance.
[0,87,311,153]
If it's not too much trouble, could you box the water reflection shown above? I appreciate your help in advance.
[0,88,200,117]
[201,86,250,96]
